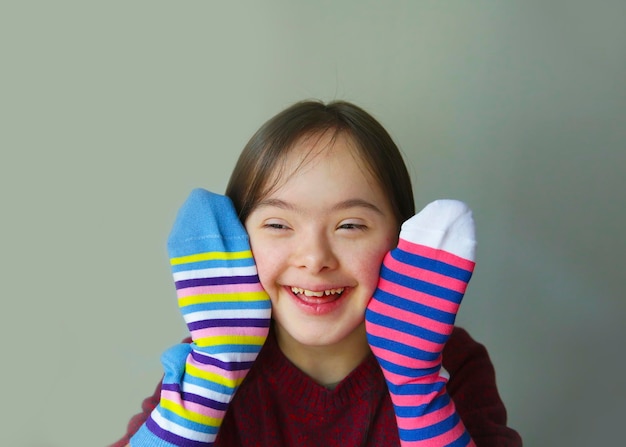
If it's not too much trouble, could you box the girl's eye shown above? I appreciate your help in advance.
[263,221,290,230]
[338,222,367,231]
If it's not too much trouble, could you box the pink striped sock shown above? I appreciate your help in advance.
[365,199,477,447]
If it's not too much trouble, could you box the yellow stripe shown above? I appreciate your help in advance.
[171,250,252,266]
[195,335,267,349]
[160,399,221,426]
[179,291,269,307]
[186,362,246,388]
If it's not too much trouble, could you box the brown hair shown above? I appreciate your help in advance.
[225,100,415,227]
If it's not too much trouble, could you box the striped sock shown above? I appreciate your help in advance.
[365,199,477,447]
[131,188,271,447]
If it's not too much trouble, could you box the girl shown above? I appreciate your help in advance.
[113,100,522,446]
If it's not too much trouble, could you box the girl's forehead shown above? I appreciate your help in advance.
[278,131,366,178]
[265,134,387,204]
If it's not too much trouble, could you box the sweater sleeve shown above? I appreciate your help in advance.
[443,327,523,447]
[108,338,193,447]
[112,330,522,447]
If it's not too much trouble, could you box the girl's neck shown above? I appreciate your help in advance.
[274,322,371,388]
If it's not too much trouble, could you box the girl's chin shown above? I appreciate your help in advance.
[275,319,369,357]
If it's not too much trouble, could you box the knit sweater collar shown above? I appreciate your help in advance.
[256,328,385,414]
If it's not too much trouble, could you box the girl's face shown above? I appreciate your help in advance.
[244,132,398,359]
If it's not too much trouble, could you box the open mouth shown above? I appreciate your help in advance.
[286,286,348,315]
[289,286,346,308]
[290,287,345,298]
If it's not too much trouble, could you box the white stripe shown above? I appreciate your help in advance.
[184,308,271,323]
[192,349,261,364]
[173,265,258,281]
[152,407,216,443]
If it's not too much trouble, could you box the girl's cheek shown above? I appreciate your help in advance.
[254,257,271,286]
[363,248,392,289]
[256,269,276,302]
[252,247,280,292]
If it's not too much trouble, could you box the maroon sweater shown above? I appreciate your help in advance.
[111,327,522,446]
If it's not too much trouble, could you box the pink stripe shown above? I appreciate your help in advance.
[401,418,473,447]
[395,400,456,430]
[398,239,475,271]
[176,282,264,298]
[376,278,460,314]
[191,326,270,341]
[366,322,443,361]
[384,369,441,387]
[385,256,469,294]
[161,390,226,420]
[367,297,454,336]
[377,358,444,384]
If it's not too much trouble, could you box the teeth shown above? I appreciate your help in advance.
[291,287,344,297]
[304,289,324,297]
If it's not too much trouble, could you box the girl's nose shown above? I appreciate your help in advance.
[293,231,339,273]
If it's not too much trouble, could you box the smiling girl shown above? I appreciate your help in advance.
[113,100,522,447]
[245,130,398,387]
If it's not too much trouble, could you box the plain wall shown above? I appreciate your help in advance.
[2,1,624,446]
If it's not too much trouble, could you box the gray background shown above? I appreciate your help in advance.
[2,1,624,446]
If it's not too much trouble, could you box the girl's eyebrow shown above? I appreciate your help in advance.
[332,199,384,215]
[254,198,298,211]
[255,198,384,215]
